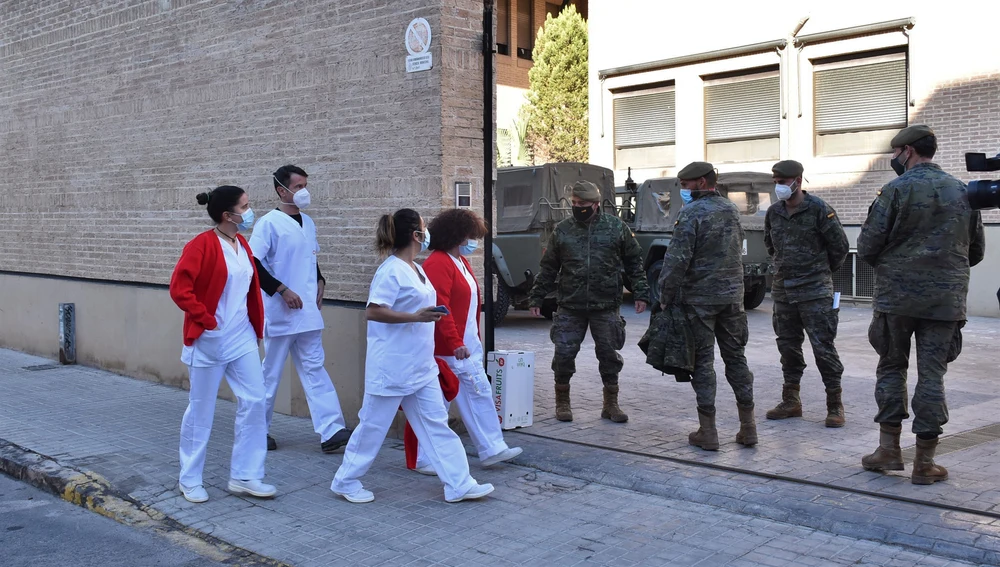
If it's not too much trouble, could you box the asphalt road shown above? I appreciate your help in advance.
[0,473,227,567]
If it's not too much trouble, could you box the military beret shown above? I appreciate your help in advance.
[571,180,602,202]
[890,125,935,149]
[677,161,715,180]
[771,160,804,178]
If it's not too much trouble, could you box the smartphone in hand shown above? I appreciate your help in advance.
[429,305,450,315]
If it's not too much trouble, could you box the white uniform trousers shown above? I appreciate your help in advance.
[179,350,267,487]
[417,367,509,466]
[262,330,347,442]
[331,380,477,501]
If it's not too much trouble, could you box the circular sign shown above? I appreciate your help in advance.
[405,18,432,56]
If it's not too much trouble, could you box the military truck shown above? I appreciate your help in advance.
[492,162,617,326]
[621,171,775,310]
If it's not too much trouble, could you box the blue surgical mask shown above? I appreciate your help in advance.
[231,208,254,231]
[419,229,431,252]
[459,239,478,256]
[679,189,693,204]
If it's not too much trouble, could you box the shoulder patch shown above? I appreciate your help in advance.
[674,221,679,226]
[876,189,882,196]
[827,212,835,218]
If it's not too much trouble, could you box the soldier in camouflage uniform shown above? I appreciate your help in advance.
[658,162,756,451]
[528,180,649,423]
[858,125,985,485]
[763,160,850,428]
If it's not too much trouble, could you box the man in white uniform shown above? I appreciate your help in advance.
[248,165,352,453]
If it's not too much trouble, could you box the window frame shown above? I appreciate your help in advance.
[611,82,677,170]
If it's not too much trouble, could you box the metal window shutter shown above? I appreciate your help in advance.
[613,91,676,148]
[815,59,906,133]
[705,76,779,142]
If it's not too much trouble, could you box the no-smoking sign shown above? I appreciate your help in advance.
[405,18,433,73]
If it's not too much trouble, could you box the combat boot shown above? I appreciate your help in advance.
[600,384,628,423]
[765,384,802,420]
[554,383,573,422]
[861,423,904,471]
[911,437,948,485]
[736,404,758,447]
[688,407,719,451]
[825,388,845,428]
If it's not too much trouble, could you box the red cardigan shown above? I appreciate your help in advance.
[169,230,265,347]
[423,250,481,357]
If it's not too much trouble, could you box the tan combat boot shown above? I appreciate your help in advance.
[554,383,573,422]
[911,437,948,485]
[688,407,719,451]
[600,384,629,423]
[765,384,802,420]
[825,388,846,428]
[861,423,904,471]
[736,404,758,447]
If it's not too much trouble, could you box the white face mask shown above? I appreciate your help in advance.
[292,188,311,209]
[775,181,798,201]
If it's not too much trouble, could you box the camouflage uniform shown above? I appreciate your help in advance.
[529,212,648,385]
[764,192,849,389]
[858,162,985,436]
[658,192,754,409]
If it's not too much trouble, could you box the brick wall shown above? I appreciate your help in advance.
[0,0,487,302]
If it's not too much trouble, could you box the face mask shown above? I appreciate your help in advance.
[572,205,596,222]
[890,148,909,177]
[775,181,797,201]
[292,188,311,209]
[417,229,431,252]
[679,189,693,204]
[231,208,254,231]
[459,239,478,256]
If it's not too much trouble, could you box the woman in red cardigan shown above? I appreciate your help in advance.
[169,185,275,504]
[411,209,522,474]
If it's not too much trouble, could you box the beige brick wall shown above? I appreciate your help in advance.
[0,0,486,303]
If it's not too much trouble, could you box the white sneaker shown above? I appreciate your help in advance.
[332,488,375,503]
[227,479,277,498]
[481,447,523,468]
[179,483,208,503]
[446,483,495,503]
[413,464,438,476]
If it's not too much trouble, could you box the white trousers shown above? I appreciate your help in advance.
[262,330,347,442]
[179,350,267,487]
[417,366,509,466]
[331,380,477,501]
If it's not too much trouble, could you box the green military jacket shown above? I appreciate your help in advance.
[858,163,986,321]
[658,192,744,306]
[764,192,849,304]
[528,213,648,312]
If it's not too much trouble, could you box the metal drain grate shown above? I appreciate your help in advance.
[902,423,1000,460]
[22,364,61,371]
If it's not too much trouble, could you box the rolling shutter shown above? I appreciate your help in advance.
[815,59,906,133]
[705,76,780,142]
[613,90,676,148]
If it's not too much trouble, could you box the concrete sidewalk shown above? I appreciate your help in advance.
[0,346,995,567]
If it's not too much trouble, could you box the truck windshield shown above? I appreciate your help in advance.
[727,191,771,216]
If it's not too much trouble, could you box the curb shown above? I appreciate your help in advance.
[0,438,289,567]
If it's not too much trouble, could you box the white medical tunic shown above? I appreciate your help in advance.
[248,210,324,337]
[365,255,438,396]
[181,235,258,368]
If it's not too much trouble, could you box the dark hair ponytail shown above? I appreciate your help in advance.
[196,186,245,223]
[375,208,422,257]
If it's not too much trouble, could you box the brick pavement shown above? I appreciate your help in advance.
[0,346,995,566]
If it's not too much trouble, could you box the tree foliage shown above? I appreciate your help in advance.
[523,5,589,164]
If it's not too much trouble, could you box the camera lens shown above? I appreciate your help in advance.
[968,180,1000,211]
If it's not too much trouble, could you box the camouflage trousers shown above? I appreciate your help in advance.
[684,303,755,409]
[550,308,626,385]
[868,311,963,436]
[772,298,843,390]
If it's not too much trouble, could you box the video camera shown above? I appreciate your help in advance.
[966,151,1000,210]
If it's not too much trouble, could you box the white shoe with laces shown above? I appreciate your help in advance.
[227,478,277,498]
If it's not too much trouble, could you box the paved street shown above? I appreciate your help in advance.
[0,299,999,566]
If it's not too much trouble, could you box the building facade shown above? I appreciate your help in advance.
[589,1,1000,316]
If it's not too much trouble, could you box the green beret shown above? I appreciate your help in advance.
[890,125,935,149]
[771,160,804,178]
[571,180,602,202]
[677,161,714,180]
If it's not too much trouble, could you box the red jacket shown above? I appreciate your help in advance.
[169,230,264,347]
[422,250,481,357]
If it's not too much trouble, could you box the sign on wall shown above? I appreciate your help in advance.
[405,18,433,73]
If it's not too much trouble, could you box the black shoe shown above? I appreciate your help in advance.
[266,435,277,451]
[321,428,352,454]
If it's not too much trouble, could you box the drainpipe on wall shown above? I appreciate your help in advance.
[483,1,496,356]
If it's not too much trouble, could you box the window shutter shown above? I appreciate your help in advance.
[815,59,906,133]
[613,91,676,148]
[705,76,780,142]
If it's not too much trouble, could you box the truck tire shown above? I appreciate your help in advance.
[647,260,663,307]
[744,280,766,310]
[493,279,511,327]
